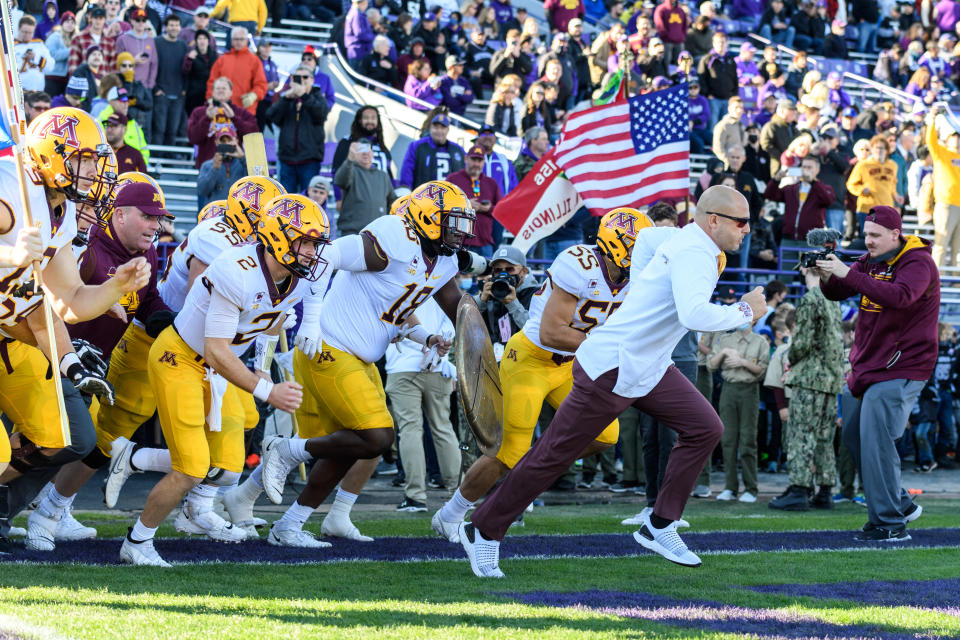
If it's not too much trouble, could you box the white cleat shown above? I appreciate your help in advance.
[7,526,26,537]
[459,522,504,578]
[28,482,52,511]
[321,513,373,542]
[173,504,247,542]
[55,509,97,541]
[25,509,60,551]
[120,534,171,567]
[431,510,461,543]
[632,511,701,567]
[738,492,757,504]
[260,436,294,505]
[267,524,332,549]
[104,437,137,509]
[220,486,264,539]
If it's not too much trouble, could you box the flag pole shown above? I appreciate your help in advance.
[0,0,72,446]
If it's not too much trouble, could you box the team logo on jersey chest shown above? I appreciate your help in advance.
[33,113,81,147]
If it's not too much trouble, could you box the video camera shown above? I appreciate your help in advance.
[798,228,842,269]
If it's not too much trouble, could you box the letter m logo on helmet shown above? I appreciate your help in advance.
[34,113,81,148]
[231,181,266,211]
[605,210,639,236]
[413,182,446,220]
[266,197,305,229]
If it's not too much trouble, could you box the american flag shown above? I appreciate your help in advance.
[554,83,690,215]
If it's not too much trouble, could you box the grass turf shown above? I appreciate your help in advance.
[2,499,959,639]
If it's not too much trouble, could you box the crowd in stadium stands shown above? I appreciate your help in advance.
[10,0,960,512]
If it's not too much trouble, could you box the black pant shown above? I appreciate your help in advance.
[642,360,697,505]
[0,381,96,537]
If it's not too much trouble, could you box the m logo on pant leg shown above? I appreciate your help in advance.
[158,351,178,366]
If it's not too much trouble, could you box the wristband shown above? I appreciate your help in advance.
[60,352,82,378]
[253,377,274,402]
[736,301,754,322]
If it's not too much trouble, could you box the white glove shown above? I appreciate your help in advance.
[294,291,323,358]
[274,349,295,380]
[282,308,297,330]
[439,359,457,380]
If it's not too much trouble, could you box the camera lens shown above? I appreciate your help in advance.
[490,273,514,300]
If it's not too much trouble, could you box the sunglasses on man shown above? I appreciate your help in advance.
[708,211,750,228]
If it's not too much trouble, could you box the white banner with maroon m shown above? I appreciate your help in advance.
[493,149,583,253]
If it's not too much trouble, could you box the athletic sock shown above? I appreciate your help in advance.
[650,513,672,530]
[237,471,265,504]
[129,517,158,542]
[276,500,314,529]
[328,488,357,519]
[130,448,172,474]
[40,486,73,520]
[438,488,474,523]
[249,464,264,489]
[286,438,312,464]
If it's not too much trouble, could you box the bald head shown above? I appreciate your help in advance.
[695,185,750,253]
[695,185,747,220]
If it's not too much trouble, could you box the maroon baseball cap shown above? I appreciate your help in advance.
[865,205,901,233]
[114,182,174,219]
[467,144,485,158]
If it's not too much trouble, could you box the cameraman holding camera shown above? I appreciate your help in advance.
[474,245,539,359]
[197,123,245,207]
[816,205,939,541]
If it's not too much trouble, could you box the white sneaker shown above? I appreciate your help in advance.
[621,506,653,526]
[431,510,462,543]
[267,524,332,548]
[260,436,295,505]
[716,489,736,501]
[174,504,246,542]
[691,485,712,498]
[120,535,171,567]
[104,437,137,509]
[321,512,373,542]
[632,511,701,567]
[56,509,97,541]
[221,485,265,538]
[25,508,60,551]
[459,522,504,578]
[738,492,757,503]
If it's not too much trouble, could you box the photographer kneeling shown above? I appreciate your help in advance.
[475,245,539,360]
[197,123,245,207]
[816,205,939,541]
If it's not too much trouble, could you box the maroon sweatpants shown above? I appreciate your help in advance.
[471,361,724,541]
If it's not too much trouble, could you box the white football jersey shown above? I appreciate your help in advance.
[523,244,630,357]
[320,215,459,364]
[159,216,247,311]
[0,157,78,326]
[175,243,325,359]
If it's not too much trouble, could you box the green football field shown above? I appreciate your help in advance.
[2,500,959,639]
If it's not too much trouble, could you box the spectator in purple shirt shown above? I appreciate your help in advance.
[826,72,852,112]
[345,0,374,70]
[490,0,514,24]
[404,59,441,110]
[936,0,960,35]
[757,65,788,105]
[918,47,949,81]
[437,55,474,115]
[736,42,761,87]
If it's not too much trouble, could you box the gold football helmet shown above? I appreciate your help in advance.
[257,194,331,281]
[404,180,475,255]
[596,207,652,271]
[198,199,228,224]
[226,175,285,241]
[25,107,117,220]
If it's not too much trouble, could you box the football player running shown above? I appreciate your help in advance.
[118,193,331,567]
[255,180,477,549]
[432,208,651,544]
[104,176,284,542]
[0,107,148,551]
